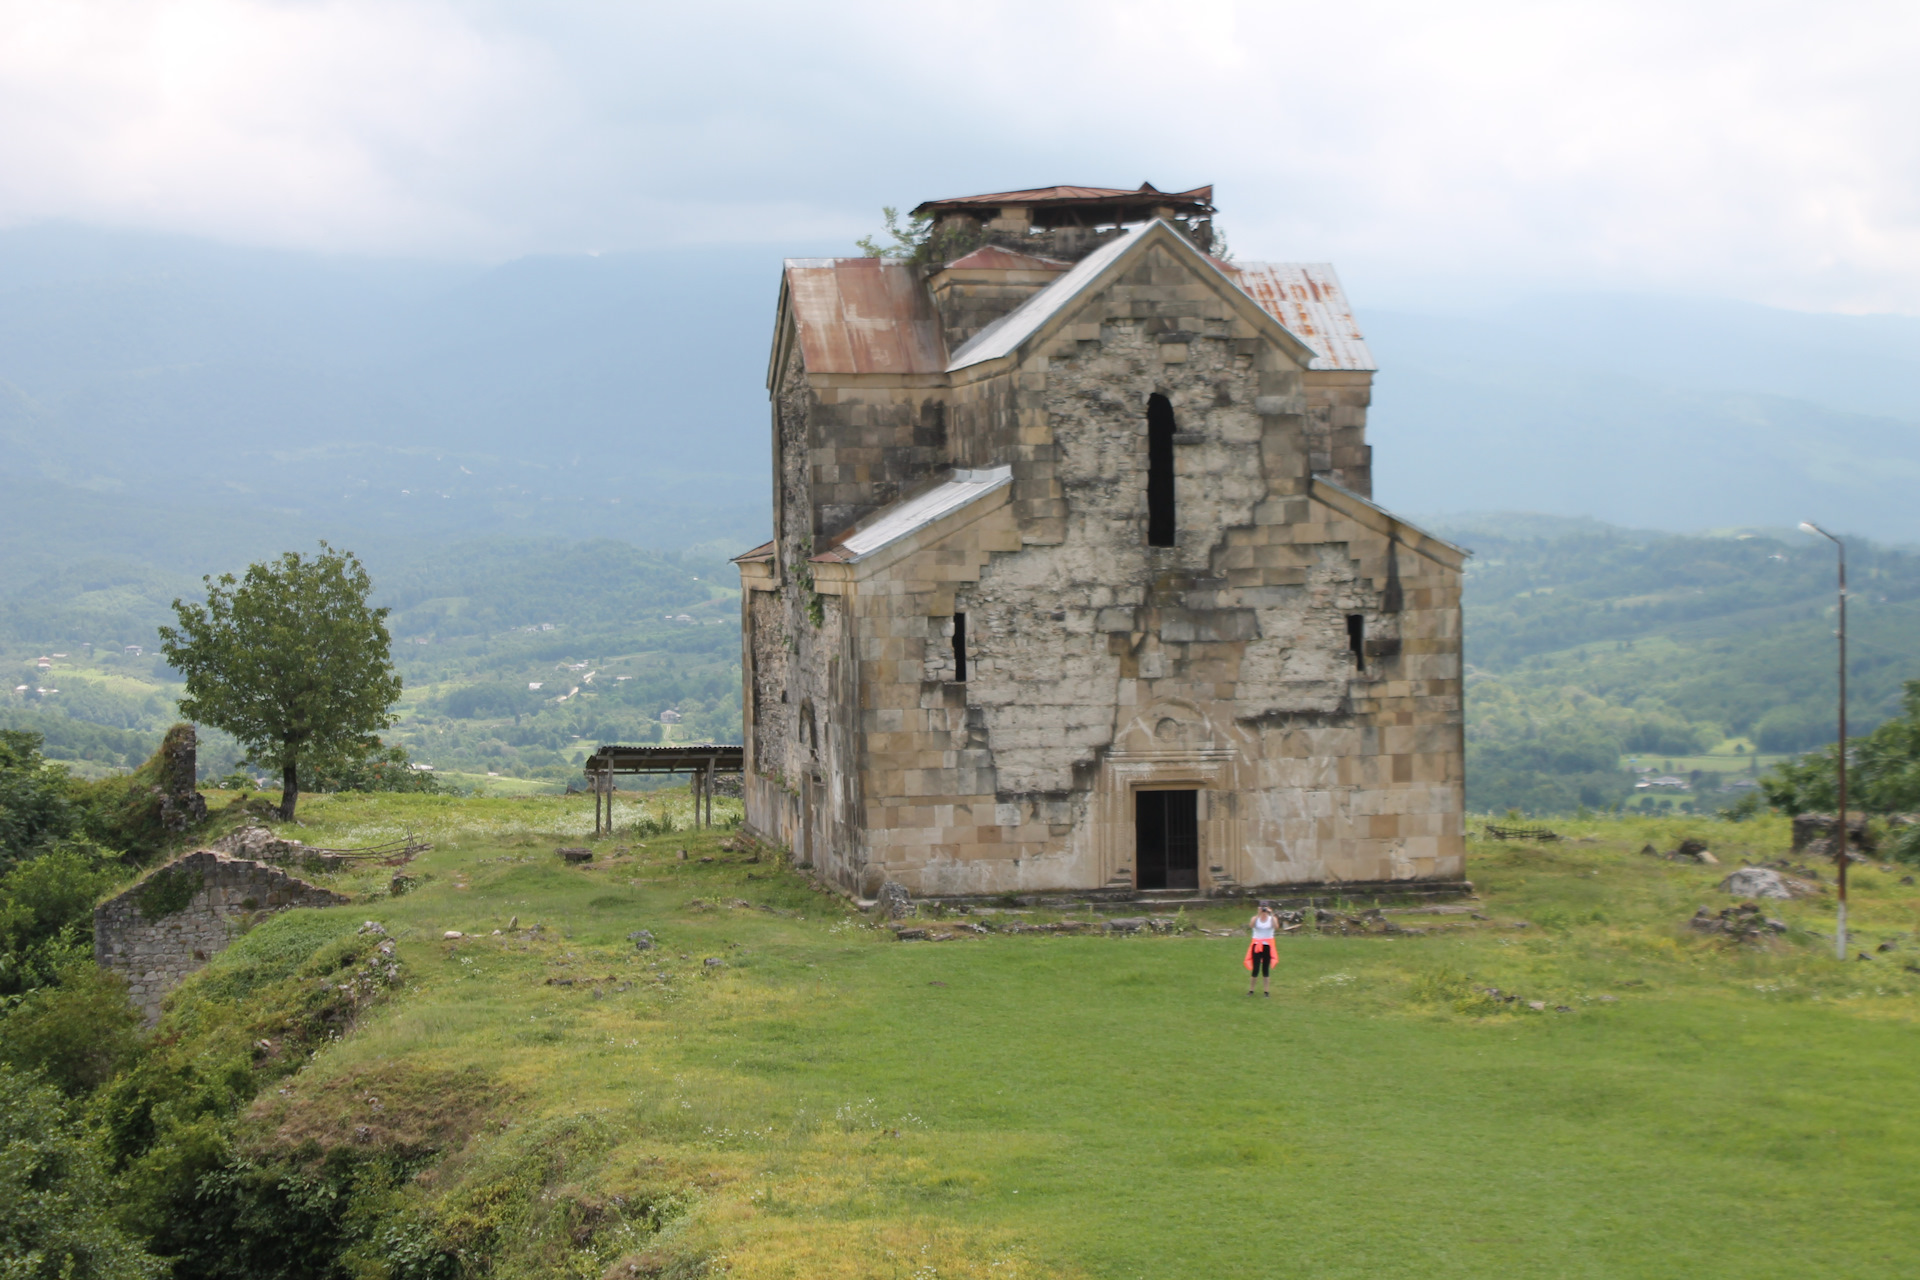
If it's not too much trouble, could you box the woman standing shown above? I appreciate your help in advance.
[1245,902,1279,996]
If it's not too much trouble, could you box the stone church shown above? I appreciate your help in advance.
[734,183,1465,900]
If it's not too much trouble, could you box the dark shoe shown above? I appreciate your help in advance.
[1263,990,1271,997]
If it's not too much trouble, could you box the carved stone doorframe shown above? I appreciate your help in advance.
[1096,751,1243,891]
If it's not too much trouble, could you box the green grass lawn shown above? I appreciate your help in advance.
[164,796,1920,1278]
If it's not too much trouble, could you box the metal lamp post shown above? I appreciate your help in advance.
[1799,521,1848,960]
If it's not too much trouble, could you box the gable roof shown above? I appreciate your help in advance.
[774,231,1375,380]
[779,257,946,376]
[814,467,1013,564]
[1223,263,1376,371]
[946,221,1326,373]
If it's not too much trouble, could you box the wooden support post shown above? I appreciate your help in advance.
[593,772,601,836]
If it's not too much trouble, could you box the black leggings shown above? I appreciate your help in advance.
[1249,944,1273,977]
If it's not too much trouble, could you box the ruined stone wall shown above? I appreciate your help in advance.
[94,850,348,1022]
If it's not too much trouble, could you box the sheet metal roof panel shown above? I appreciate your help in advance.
[730,540,774,564]
[914,183,1214,215]
[819,467,1013,563]
[1225,262,1376,371]
[783,257,946,375]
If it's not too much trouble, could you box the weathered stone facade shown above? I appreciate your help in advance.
[737,185,1466,900]
[95,850,348,1021]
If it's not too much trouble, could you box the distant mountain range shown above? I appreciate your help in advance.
[1367,296,1920,544]
[4,222,1920,573]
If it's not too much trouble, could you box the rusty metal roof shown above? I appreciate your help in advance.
[783,257,946,375]
[1224,262,1376,372]
[914,183,1214,217]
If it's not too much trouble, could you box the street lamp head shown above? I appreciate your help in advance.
[1799,521,1819,535]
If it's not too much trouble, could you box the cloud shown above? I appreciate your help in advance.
[2,0,1918,310]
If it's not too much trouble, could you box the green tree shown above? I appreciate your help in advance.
[0,844,122,998]
[1760,678,1920,823]
[0,730,77,874]
[159,544,401,821]
[0,1064,165,1279]
[855,205,932,259]
[0,961,145,1094]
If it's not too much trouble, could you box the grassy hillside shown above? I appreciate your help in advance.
[59,791,1920,1277]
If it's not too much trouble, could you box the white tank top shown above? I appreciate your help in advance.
[1251,915,1277,940]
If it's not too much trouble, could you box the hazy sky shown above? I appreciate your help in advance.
[3,0,1917,312]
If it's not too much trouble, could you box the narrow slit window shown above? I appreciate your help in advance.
[952,612,968,682]
[1347,614,1365,671]
[1146,393,1176,546]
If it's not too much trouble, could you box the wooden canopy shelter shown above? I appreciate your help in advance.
[583,743,745,835]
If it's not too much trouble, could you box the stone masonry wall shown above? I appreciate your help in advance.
[95,850,348,1022]
[746,227,1463,899]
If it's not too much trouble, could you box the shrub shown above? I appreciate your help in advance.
[0,729,78,873]
[1890,824,1920,866]
[1,845,121,951]
[0,1063,165,1279]
[0,961,145,1095]
[1,843,127,998]
[97,912,404,1253]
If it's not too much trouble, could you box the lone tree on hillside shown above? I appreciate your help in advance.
[159,544,401,821]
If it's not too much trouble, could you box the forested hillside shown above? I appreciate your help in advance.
[8,512,1917,812]
[1438,514,1920,813]
[3,537,744,789]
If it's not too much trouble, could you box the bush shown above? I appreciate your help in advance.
[0,845,121,951]
[0,1063,165,1279]
[0,729,78,873]
[0,843,126,998]
[97,912,402,1251]
[1890,824,1920,866]
[0,961,145,1094]
[69,732,202,862]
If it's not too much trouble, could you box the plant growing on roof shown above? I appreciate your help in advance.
[855,206,930,260]
[856,205,985,268]
[159,543,401,821]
